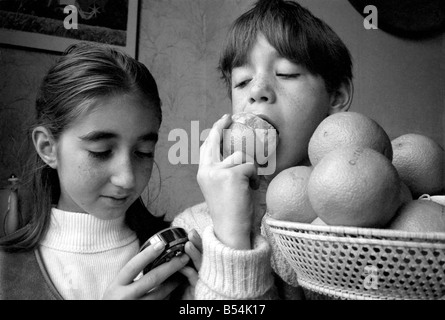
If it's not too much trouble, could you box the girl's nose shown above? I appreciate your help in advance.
[249,77,276,104]
[110,155,136,190]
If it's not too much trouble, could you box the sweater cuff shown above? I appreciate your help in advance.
[198,226,274,299]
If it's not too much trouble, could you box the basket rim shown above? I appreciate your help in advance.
[265,217,445,241]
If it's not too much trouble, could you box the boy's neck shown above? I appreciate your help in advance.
[253,176,269,232]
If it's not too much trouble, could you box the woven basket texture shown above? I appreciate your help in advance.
[266,217,445,300]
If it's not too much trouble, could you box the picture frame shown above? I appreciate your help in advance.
[0,0,140,58]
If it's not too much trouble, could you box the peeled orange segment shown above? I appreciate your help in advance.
[222,112,279,165]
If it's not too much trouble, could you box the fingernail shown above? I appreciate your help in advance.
[154,241,165,251]
[222,114,230,119]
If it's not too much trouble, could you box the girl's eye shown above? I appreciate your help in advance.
[234,79,251,89]
[88,150,112,160]
[277,73,300,79]
[135,151,154,159]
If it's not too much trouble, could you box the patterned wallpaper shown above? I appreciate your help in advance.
[138,0,256,220]
[0,48,56,188]
[0,0,443,220]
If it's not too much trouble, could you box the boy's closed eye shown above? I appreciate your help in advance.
[276,73,301,79]
[234,78,252,89]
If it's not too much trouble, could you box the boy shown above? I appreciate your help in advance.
[173,0,353,299]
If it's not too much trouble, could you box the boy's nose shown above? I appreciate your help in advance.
[249,77,276,104]
[110,156,136,190]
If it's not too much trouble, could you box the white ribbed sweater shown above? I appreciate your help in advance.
[39,208,139,300]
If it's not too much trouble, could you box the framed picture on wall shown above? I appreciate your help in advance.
[0,0,139,58]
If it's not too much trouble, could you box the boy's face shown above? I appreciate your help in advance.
[231,34,333,176]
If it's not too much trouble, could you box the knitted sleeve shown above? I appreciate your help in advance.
[195,226,277,300]
[171,203,278,300]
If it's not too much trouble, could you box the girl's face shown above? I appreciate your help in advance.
[55,94,160,220]
[231,34,333,177]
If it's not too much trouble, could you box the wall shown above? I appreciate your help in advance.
[0,0,443,221]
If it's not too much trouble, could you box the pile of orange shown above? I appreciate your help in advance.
[266,111,445,233]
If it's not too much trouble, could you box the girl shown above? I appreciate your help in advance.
[0,43,201,300]
[172,0,353,299]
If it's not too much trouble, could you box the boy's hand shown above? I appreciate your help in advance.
[197,114,260,250]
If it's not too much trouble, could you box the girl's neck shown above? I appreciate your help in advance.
[40,208,136,253]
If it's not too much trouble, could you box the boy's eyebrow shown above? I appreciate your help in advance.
[79,131,159,143]
[138,132,159,143]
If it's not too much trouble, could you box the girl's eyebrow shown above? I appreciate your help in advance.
[79,131,159,143]
[79,131,116,142]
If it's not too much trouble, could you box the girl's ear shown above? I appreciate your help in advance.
[328,79,353,115]
[32,126,58,169]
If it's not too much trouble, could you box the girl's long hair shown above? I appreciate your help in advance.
[1,43,167,252]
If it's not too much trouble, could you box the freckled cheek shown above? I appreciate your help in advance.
[230,94,245,113]
[74,161,106,190]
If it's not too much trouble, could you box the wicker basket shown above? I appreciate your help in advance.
[265,217,445,300]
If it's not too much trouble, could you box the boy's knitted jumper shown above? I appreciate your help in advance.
[172,202,304,300]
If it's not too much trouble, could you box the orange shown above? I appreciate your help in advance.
[266,166,318,223]
[311,217,328,225]
[308,111,392,166]
[222,112,278,165]
[400,181,413,205]
[307,146,401,227]
[391,133,444,198]
[388,199,445,233]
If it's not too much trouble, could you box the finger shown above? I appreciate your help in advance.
[141,277,182,300]
[130,254,190,297]
[188,229,203,253]
[178,266,199,287]
[184,241,202,271]
[221,150,255,168]
[221,152,258,178]
[222,156,261,190]
[201,114,232,165]
[115,241,165,285]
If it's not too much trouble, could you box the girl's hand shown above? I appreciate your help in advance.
[102,241,190,300]
[178,229,202,300]
[197,114,260,250]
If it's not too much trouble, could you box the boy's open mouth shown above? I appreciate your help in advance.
[254,114,280,136]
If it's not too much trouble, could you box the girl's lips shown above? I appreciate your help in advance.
[102,195,129,205]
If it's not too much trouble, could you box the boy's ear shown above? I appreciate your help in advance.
[32,126,58,169]
[328,79,353,115]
